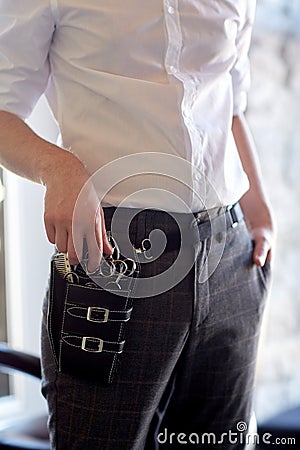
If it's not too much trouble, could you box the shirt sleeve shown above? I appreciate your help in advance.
[0,0,56,120]
[231,1,256,115]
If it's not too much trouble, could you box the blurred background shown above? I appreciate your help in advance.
[0,0,299,437]
[247,0,300,423]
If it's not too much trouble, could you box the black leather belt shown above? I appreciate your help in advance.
[166,202,244,253]
[195,202,244,236]
[103,203,244,256]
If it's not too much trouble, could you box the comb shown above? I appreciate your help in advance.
[54,253,74,283]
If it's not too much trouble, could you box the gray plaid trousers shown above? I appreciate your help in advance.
[41,206,270,450]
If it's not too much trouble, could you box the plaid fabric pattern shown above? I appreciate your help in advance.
[41,207,270,450]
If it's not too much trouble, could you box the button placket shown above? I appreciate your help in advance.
[163,0,182,76]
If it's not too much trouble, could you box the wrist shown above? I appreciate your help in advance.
[240,191,275,233]
[37,143,89,187]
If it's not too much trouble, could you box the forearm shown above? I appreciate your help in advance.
[0,110,85,185]
[232,113,275,265]
[232,113,272,226]
[0,110,111,268]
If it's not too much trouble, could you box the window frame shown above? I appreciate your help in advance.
[0,96,59,423]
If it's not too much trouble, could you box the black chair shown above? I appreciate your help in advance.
[0,343,50,450]
[257,406,300,449]
[0,342,261,450]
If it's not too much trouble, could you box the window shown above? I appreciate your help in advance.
[0,97,59,421]
[0,170,9,398]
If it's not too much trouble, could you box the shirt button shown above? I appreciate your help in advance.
[168,6,175,14]
[169,65,177,74]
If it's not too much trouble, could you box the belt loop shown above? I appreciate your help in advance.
[227,203,239,228]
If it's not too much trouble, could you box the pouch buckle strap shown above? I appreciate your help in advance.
[66,306,133,323]
[87,307,109,323]
[62,335,125,353]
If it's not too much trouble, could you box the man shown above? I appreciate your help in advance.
[0,1,274,449]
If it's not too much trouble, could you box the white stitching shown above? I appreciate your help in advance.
[47,262,59,367]
[58,283,69,371]
[109,267,138,381]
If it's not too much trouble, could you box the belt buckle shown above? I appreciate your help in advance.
[87,307,109,323]
[81,337,104,353]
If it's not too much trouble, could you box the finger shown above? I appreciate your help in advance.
[100,207,113,255]
[68,229,82,266]
[266,248,272,264]
[55,229,69,254]
[94,207,103,255]
[253,237,270,267]
[44,216,56,245]
[71,209,86,264]
[86,230,102,273]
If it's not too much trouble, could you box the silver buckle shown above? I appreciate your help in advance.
[87,307,109,323]
[81,337,103,352]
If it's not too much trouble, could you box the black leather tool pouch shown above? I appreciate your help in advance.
[47,253,137,383]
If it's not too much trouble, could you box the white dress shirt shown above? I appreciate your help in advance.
[0,0,255,211]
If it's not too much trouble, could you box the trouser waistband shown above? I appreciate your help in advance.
[102,203,244,255]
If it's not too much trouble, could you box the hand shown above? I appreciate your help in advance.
[240,197,275,267]
[250,226,273,267]
[231,114,276,268]
[43,151,112,272]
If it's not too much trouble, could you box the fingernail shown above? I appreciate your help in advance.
[254,255,261,266]
[257,256,265,267]
[87,263,98,274]
[106,243,113,254]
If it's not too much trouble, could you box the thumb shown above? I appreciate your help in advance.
[252,235,270,267]
[100,207,113,255]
